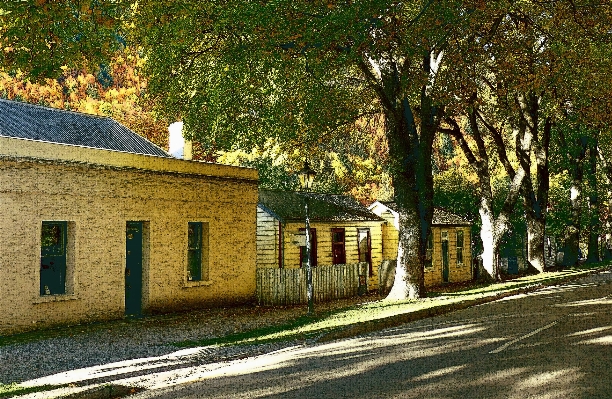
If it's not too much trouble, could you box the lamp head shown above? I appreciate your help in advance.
[298,161,316,190]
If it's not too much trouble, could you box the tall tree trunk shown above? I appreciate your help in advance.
[379,52,439,300]
[586,138,600,263]
[479,198,503,280]
[444,107,527,281]
[517,96,550,273]
[564,137,588,266]
[385,95,437,300]
[526,213,546,271]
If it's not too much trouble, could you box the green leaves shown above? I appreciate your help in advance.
[0,0,130,80]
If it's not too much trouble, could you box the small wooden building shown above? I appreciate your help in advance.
[369,201,473,288]
[0,99,258,335]
[257,190,385,288]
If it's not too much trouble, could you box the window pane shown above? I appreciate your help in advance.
[188,222,202,281]
[457,230,464,248]
[188,222,202,250]
[188,250,201,281]
[333,231,344,243]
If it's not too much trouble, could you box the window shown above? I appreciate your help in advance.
[332,228,346,265]
[456,229,464,266]
[187,222,209,281]
[299,228,317,267]
[40,221,67,295]
[425,229,434,268]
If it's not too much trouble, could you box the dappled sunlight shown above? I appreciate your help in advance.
[368,323,486,345]
[411,364,468,382]
[568,326,612,337]
[507,368,583,399]
[577,335,612,345]
[515,368,581,389]
[20,346,208,388]
[555,297,612,307]
[467,367,530,385]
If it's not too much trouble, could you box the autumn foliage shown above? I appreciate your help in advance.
[0,50,168,150]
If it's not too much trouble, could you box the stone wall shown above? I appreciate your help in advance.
[0,137,258,335]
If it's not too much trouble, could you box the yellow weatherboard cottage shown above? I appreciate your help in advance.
[369,201,473,290]
[257,189,385,290]
[0,99,258,335]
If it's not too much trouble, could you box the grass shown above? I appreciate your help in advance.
[0,383,64,399]
[173,262,610,348]
[1,262,608,351]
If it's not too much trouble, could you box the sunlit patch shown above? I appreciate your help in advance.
[578,335,612,345]
[469,367,529,385]
[19,346,216,388]
[567,312,597,317]
[568,326,612,337]
[514,368,582,390]
[556,298,612,307]
[412,365,467,381]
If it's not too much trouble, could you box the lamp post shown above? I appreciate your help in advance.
[298,161,316,315]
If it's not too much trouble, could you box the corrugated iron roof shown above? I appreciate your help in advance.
[0,98,171,157]
[259,190,384,223]
[380,202,471,225]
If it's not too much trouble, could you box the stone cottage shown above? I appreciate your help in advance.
[0,99,258,335]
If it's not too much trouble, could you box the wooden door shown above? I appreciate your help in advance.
[442,241,450,283]
[40,221,67,295]
[125,221,143,316]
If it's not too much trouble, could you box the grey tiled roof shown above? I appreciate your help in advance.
[381,202,471,225]
[0,98,171,157]
[259,190,384,223]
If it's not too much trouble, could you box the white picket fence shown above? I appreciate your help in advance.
[256,262,369,306]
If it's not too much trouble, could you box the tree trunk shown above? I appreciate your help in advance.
[564,172,583,266]
[519,103,550,274]
[444,107,528,282]
[586,139,600,263]
[564,137,588,266]
[382,52,439,300]
[526,212,546,272]
[387,210,424,300]
[479,200,502,281]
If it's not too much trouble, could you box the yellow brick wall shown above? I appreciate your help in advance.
[0,139,258,335]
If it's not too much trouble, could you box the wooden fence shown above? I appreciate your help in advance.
[256,262,369,306]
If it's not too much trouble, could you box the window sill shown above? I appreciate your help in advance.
[183,280,213,288]
[33,294,78,304]
[424,267,434,273]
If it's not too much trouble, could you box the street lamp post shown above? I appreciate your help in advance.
[298,161,316,315]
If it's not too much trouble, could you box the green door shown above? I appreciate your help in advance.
[40,221,67,295]
[442,240,450,283]
[125,222,143,316]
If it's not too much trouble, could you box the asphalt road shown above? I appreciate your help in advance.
[131,270,612,399]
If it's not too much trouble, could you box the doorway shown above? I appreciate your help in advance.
[125,221,143,316]
[442,231,449,283]
[357,229,373,276]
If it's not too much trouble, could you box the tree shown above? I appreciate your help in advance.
[444,1,612,277]
[132,0,484,299]
[0,0,129,79]
[0,50,168,149]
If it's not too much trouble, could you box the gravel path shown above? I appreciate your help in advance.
[0,295,381,385]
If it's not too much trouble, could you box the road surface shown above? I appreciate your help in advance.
[131,270,612,398]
